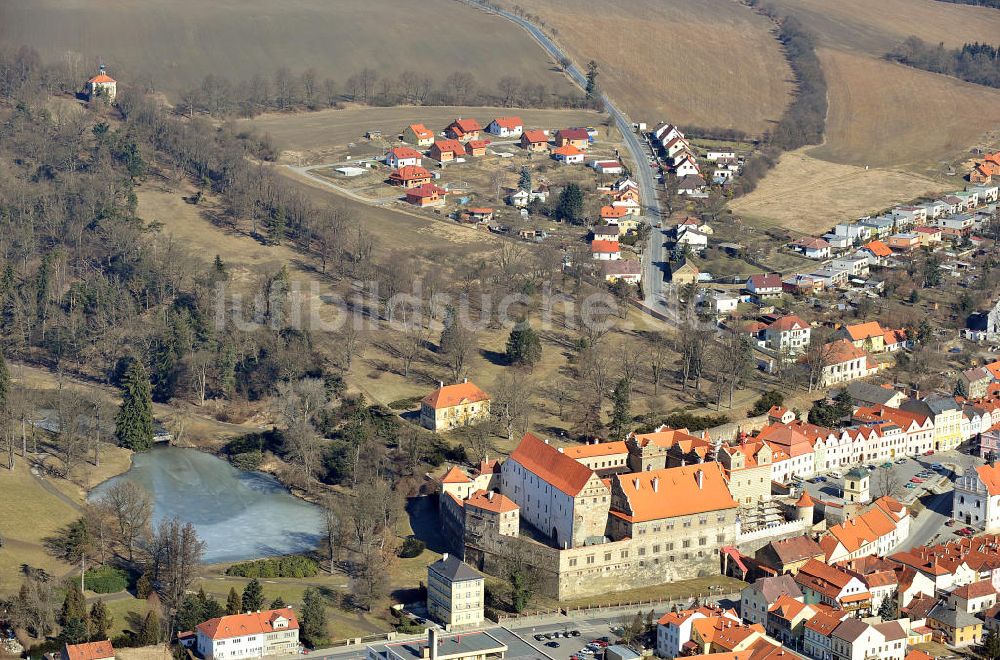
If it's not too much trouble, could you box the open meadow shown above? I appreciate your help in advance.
[507,0,792,135]
[0,0,574,101]
[728,150,947,235]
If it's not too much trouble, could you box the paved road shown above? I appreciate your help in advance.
[467,2,670,313]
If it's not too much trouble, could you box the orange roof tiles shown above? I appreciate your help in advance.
[432,139,466,156]
[976,464,1000,496]
[196,608,299,640]
[466,139,491,150]
[465,489,519,513]
[952,579,995,600]
[509,432,599,497]
[448,117,481,134]
[601,205,628,218]
[611,463,737,523]
[553,144,583,157]
[63,641,115,660]
[863,240,892,257]
[390,165,431,181]
[408,123,433,138]
[521,129,549,143]
[826,339,868,364]
[591,239,620,253]
[88,74,116,84]
[441,466,471,484]
[389,146,423,160]
[844,321,885,341]
[796,491,815,507]
[562,441,628,460]
[492,116,523,129]
[422,381,489,409]
[824,504,899,556]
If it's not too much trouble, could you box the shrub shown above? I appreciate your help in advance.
[84,566,129,594]
[225,555,319,578]
[749,391,785,417]
[398,537,425,559]
[229,450,263,471]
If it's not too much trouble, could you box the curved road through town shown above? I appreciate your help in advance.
[465,2,670,311]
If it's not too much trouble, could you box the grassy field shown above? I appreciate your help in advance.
[728,149,948,234]
[248,105,614,165]
[508,0,792,135]
[810,48,1000,168]
[0,0,572,100]
[767,0,1000,55]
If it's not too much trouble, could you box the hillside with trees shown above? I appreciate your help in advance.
[889,37,1000,87]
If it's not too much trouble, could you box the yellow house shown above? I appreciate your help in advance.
[403,123,435,147]
[927,604,983,648]
[839,321,886,353]
[670,259,700,285]
[420,380,491,432]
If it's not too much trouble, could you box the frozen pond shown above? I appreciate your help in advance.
[90,446,324,564]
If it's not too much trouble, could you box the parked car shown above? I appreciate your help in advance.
[896,458,907,464]
[911,477,924,483]
[905,483,917,489]
[570,631,582,637]
[546,642,561,648]
[535,635,546,641]
[925,450,935,456]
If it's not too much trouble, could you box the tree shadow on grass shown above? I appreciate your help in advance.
[480,349,508,366]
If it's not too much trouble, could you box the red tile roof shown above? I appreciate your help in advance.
[88,74,115,84]
[448,118,481,134]
[767,314,807,332]
[976,464,1000,496]
[465,489,519,513]
[196,608,299,641]
[844,321,885,341]
[521,129,549,144]
[390,165,431,182]
[422,381,489,409]
[557,128,590,141]
[591,239,620,253]
[952,579,996,600]
[508,432,599,497]
[408,123,433,139]
[441,466,471,484]
[553,144,583,157]
[492,116,523,129]
[406,183,447,199]
[611,463,737,523]
[432,139,466,156]
[863,240,893,257]
[63,641,115,660]
[389,146,423,160]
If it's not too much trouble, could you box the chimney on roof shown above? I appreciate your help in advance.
[488,491,494,501]
[696,469,704,489]
[558,447,564,453]
[633,478,641,490]
[439,381,444,389]
[544,438,549,445]
[442,552,448,562]
[463,377,468,384]
[652,477,659,493]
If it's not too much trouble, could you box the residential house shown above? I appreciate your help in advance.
[702,291,739,316]
[485,117,523,137]
[754,536,825,576]
[766,595,818,647]
[552,144,585,164]
[825,233,852,250]
[892,205,927,226]
[793,237,832,260]
[882,329,909,353]
[829,618,906,660]
[804,609,850,660]
[675,155,701,177]
[677,227,710,250]
[837,321,889,353]
[430,139,466,162]
[859,240,893,265]
[403,123,435,147]
[830,255,870,278]
[853,405,934,457]
[462,208,493,224]
[62,641,115,660]
[886,233,919,252]
[554,128,590,150]
[926,604,982,647]
[601,205,628,222]
[688,617,769,656]
[819,340,878,388]
[859,216,896,239]
[591,239,621,261]
[195,608,300,660]
[706,149,736,161]
[671,259,700,284]
[657,606,740,658]
[763,314,811,354]
[654,123,685,145]
[602,260,642,285]
[970,183,999,204]
[445,118,481,141]
[427,553,484,627]
[922,200,951,219]
[835,223,873,242]
[794,559,872,615]
[386,146,423,169]
[420,380,490,432]
[663,136,691,160]
[953,462,1000,531]
[611,197,642,216]
[746,274,784,298]
[819,497,910,563]
[677,174,707,195]
[768,406,797,425]
[405,183,448,207]
[464,139,490,157]
[741,575,804,627]
[519,130,549,152]
[593,224,621,242]
[901,395,964,451]
[389,165,432,188]
[842,382,906,409]
[946,579,997,614]
[959,367,993,400]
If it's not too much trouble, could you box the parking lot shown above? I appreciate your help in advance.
[506,610,652,660]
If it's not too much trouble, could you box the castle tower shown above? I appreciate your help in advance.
[795,490,815,526]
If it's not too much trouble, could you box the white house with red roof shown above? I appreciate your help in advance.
[763,315,811,354]
[62,641,115,660]
[445,117,482,141]
[591,239,621,261]
[486,116,523,137]
[195,608,299,660]
[656,606,740,658]
[386,146,423,169]
[552,144,585,165]
[746,274,783,298]
[819,340,878,387]
[85,65,117,102]
[792,237,833,260]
